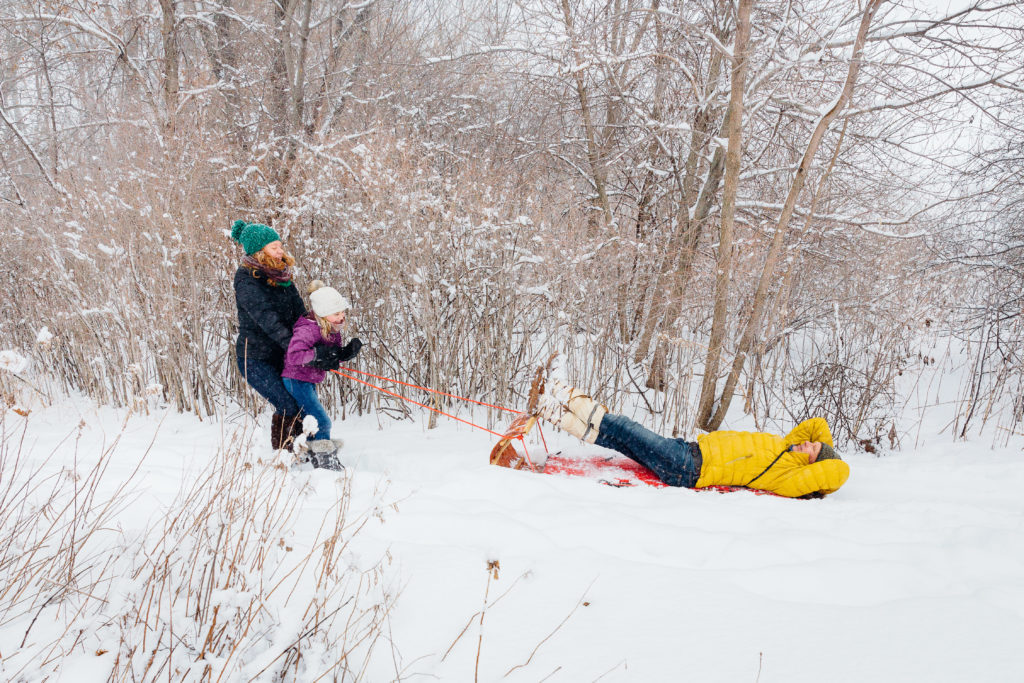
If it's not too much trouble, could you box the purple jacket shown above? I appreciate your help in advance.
[282,314,346,384]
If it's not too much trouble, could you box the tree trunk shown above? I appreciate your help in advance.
[696,0,754,429]
[269,0,292,144]
[158,0,179,133]
[290,0,313,143]
[634,43,727,370]
[39,50,60,174]
[310,3,375,135]
[635,104,730,370]
[560,0,613,232]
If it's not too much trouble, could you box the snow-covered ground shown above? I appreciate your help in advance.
[2,395,1022,682]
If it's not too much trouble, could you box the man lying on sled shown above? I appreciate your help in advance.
[533,379,849,499]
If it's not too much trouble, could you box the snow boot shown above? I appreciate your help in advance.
[306,439,344,471]
[536,379,606,444]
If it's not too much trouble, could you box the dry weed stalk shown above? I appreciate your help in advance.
[0,412,143,679]
[439,560,588,681]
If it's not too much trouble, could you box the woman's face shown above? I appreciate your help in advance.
[324,311,347,326]
[262,240,285,260]
[792,440,823,463]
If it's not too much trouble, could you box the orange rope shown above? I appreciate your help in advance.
[334,366,523,414]
[331,367,512,439]
[329,366,550,468]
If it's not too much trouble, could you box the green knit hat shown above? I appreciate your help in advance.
[230,219,281,255]
[817,443,841,461]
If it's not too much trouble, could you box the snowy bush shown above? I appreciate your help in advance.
[0,0,1022,446]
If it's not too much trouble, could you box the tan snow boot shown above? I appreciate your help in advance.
[536,379,606,444]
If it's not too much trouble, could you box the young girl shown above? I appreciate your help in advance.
[282,280,362,469]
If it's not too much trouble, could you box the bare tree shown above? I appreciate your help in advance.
[697,0,885,431]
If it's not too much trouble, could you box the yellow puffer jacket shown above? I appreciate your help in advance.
[694,417,849,498]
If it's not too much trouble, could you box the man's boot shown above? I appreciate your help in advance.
[535,379,606,444]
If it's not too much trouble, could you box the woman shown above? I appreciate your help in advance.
[231,219,307,449]
[534,379,849,498]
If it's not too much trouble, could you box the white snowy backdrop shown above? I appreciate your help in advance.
[1,0,1023,680]
[1,366,1022,681]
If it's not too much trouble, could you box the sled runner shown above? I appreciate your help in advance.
[488,353,559,472]
[488,413,541,471]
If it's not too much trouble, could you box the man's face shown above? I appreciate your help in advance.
[792,440,822,463]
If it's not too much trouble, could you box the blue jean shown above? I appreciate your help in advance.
[236,355,302,416]
[283,378,332,440]
[595,413,701,488]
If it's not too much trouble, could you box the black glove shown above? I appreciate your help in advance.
[311,345,343,371]
[338,337,363,362]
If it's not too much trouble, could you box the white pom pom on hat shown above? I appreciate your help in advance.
[307,280,351,317]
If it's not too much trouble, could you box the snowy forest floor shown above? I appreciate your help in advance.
[2,396,1023,682]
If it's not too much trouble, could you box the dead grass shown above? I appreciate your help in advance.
[0,410,398,681]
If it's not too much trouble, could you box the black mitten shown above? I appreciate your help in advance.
[338,337,363,362]
[311,345,343,371]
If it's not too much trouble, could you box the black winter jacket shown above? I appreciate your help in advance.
[233,266,306,365]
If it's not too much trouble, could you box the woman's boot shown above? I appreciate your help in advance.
[271,413,303,451]
[285,413,305,449]
[270,413,286,450]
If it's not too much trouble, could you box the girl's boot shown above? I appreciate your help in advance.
[306,439,344,471]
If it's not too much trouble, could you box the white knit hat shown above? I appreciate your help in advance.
[308,280,351,317]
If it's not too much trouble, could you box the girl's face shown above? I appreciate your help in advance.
[262,240,285,260]
[324,311,347,326]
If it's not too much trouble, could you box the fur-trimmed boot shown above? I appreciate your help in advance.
[306,439,344,471]
[535,379,607,444]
